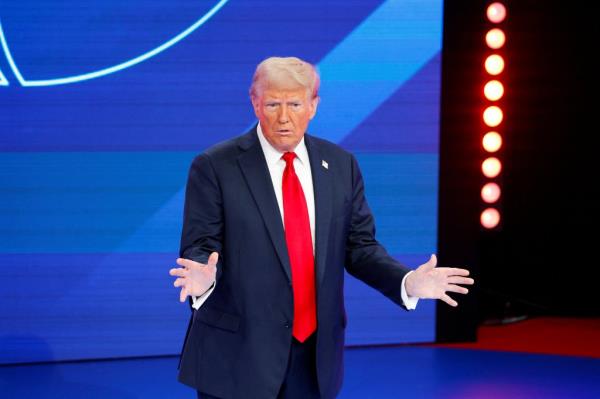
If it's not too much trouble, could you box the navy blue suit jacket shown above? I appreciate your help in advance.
[178,127,409,398]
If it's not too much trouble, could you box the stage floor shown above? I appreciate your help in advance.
[1,346,598,398]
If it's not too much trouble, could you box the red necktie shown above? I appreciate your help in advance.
[282,152,317,342]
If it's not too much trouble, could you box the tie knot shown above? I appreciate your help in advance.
[282,152,297,165]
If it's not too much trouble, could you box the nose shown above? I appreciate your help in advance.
[278,104,289,124]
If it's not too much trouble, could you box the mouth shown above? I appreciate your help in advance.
[276,129,293,135]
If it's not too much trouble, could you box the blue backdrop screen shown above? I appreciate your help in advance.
[0,0,442,364]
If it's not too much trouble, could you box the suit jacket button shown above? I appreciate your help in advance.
[284,322,291,329]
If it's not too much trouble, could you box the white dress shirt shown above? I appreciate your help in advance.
[256,124,316,252]
[192,124,418,310]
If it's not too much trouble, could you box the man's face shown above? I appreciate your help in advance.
[252,85,319,152]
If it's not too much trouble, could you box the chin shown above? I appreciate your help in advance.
[271,138,293,151]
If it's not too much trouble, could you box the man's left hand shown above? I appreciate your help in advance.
[405,254,474,307]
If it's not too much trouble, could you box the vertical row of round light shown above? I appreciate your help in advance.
[481,2,506,229]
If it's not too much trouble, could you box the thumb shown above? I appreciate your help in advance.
[207,252,219,267]
[422,254,437,270]
[180,287,188,303]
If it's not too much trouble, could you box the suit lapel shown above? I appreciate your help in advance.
[305,135,332,289]
[236,129,332,287]
[237,128,292,282]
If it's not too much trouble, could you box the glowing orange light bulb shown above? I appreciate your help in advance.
[481,208,501,229]
[486,28,506,49]
[485,54,505,75]
[483,106,503,127]
[487,3,507,23]
[483,131,503,152]
[481,183,501,203]
[482,157,502,178]
[484,80,504,101]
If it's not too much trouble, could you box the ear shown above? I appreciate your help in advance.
[250,95,261,118]
[309,96,320,120]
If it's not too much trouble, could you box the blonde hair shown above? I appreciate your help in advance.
[249,56,320,99]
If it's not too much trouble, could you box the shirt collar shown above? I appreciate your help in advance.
[257,123,310,168]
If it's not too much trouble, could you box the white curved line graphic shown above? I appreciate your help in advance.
[0,67,8,86]
[0,0,229,87]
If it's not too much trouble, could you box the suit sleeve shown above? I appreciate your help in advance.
[179,154,224,288]
[344,154,411,308]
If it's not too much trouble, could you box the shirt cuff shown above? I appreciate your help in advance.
[191,282,216,310]
[401,271,419,310]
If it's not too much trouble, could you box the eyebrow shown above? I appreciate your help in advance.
[264,99,303,103]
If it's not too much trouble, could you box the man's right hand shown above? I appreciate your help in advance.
[169,252,218,302]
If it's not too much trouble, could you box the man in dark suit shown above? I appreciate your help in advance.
[169,57,473,399]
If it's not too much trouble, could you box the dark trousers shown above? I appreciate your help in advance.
[197,335,320,399]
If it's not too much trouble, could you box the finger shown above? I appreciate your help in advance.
[439,267,470,277]
[173,278,185,288]
[207,252,219,267]
[176,258,201,269]
[446,284,469,295]
[169,268,188,277]
[441,294,458,307]
[179,287,188,303]
[447,276,475,285]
